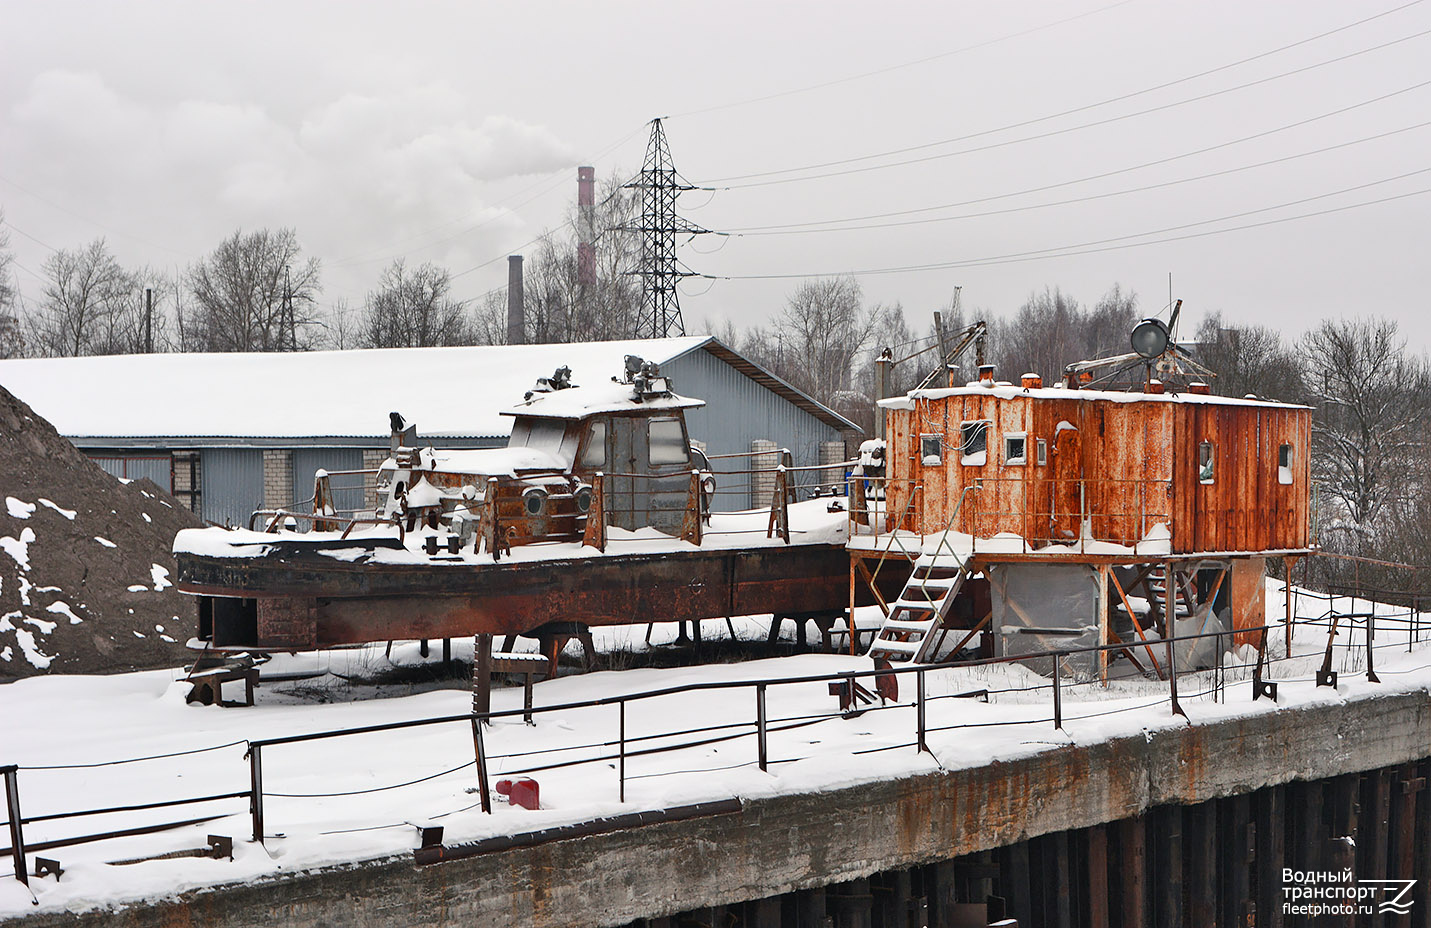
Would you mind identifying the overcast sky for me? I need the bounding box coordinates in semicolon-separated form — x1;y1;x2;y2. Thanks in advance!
2;0;1428;357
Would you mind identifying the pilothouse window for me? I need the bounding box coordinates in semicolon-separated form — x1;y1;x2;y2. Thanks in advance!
579;419;607;468
648;417;689;467
1278;443;1294;485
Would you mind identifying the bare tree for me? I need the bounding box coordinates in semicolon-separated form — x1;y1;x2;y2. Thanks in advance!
26;239;142;357
1195;312;1304;402
992;286;1084;381
186;228;321;351
471;172;642;346
1300;317;1430;540
744;277;880;406
0;212;20;359
358;260;471;348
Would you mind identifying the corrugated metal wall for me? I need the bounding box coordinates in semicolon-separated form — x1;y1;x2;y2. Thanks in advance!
666;348;848;510
292;449;365;515
200;449;264;528
89;454;173;492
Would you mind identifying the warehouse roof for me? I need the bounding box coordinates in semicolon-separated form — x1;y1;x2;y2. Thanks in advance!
0;337;859;444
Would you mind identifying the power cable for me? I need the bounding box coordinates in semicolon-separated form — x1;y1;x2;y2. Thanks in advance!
708;24;1431;190
699;172;1431;280
669;0;1144;120
725;108;1431;235
726;116;1431;237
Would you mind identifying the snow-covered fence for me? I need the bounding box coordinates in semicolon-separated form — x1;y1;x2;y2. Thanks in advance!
5;606;1428;887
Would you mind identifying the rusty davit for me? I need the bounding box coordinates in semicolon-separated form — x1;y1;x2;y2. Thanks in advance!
174;356;895;654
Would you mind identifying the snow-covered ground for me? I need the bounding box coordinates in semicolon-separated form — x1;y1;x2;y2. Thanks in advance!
1;582;1428;917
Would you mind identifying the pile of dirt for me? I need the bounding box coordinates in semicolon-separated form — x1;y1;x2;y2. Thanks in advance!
0;382;203;679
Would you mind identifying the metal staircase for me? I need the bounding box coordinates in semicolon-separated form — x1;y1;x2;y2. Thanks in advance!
1143;565;1191;631
867;554;968;665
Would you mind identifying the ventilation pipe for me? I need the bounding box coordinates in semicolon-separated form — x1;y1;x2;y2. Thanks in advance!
507;255;525;345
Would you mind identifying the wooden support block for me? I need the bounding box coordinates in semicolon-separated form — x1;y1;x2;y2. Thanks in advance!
1415;759;1431;928
796;887;827;928
1222;793;1253;928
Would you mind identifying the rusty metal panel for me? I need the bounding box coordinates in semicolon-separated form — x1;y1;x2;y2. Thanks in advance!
1230;557;1266;648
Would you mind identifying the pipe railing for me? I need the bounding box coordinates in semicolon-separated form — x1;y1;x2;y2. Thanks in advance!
6;609;1418;884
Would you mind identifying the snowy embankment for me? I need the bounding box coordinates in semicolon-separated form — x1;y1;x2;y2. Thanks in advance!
1;582;1428;917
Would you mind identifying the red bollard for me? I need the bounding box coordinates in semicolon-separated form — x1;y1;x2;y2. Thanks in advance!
494;777;540;810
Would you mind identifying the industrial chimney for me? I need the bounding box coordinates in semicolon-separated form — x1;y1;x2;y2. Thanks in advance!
577;166;596;289
507;255;525;345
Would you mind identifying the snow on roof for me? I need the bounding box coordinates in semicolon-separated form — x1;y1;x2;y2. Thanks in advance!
502;379;704;420
879;382;1310;410
0;338;713;441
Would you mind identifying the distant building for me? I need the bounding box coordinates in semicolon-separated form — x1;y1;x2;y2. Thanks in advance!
0;338;860;526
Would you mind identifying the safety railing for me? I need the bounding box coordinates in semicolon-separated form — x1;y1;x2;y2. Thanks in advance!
6;606;1422;887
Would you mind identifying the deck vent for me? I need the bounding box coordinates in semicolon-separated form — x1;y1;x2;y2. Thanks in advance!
1020;373;1041;390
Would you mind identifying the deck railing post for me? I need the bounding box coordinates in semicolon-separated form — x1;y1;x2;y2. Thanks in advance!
917;669;928;753
471;715;493;813
246;743;264;843
3;765;26;886
1367;611;1380;684
618;701;627;803
1052;657;1063;730
756;684;769;772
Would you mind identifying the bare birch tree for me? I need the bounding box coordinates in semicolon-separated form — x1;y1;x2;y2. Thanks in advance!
186;228;321;351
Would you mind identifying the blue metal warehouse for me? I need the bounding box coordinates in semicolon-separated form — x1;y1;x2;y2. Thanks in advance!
0;338;860;527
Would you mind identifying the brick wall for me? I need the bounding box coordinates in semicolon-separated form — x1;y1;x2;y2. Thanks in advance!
263;449;292;510
362;448;388;513
171;451;201;514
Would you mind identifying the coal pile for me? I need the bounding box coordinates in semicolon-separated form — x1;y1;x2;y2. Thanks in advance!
0;383;203;678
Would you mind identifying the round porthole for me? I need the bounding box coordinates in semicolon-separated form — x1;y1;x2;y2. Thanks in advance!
573;484;592;513
523;487;548;516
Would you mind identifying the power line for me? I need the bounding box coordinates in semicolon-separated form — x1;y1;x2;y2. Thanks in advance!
699;170;1431;280
706;20;1431;190
669;0;1145;120
726;115;1431;237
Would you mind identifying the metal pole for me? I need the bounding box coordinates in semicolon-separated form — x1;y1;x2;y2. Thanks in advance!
756;684;768;772
618;701;627;803
247;744;264;844
1366;611;1380;684
471;716;492;813
1052;656;1063;730
2;766;26;886
916;669;928;753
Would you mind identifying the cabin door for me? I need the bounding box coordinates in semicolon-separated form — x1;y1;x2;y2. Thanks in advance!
1050;424;1082;543
609;417;640;530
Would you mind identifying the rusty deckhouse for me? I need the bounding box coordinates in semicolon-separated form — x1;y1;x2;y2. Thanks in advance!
851;364;1312;677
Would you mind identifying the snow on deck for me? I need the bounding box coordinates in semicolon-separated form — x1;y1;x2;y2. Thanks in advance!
175;498;853;564
1;583;1427;917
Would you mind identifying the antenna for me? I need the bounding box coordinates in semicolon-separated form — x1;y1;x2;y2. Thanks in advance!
620;119;711;339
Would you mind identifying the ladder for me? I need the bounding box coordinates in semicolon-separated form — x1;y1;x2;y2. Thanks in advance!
867;553;968;665
1143;565;1191;631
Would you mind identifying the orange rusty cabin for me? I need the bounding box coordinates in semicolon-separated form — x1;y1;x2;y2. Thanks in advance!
878;374;1311;556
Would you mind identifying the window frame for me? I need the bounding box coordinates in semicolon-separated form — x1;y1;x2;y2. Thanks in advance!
646;416;690;469
1003;431;1028;466
1277;443;1294;485
1198;440;1216;485
960;420;990;466
1036;438;1048;466
919;433;944;467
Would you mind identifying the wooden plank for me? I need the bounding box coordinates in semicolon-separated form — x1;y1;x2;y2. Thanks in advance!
1088;824;1110;928
746;896;781;928
1393;764;1419;928
1121;816;1147;928
1221;793;1253;928
1155;805;1184;928
1415;760;1431;928
1255;784;1286;928
1054;831;1073;928
1187;802;1217;928
1002;841;1034;928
